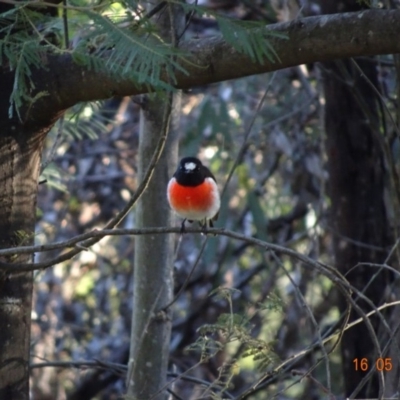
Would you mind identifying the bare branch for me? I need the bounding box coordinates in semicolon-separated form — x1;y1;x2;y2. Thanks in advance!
0;226;344;279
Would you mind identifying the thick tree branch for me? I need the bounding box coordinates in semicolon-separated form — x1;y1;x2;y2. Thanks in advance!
30;9;400;120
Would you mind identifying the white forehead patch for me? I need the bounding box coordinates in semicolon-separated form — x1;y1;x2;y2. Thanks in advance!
184;162;197;171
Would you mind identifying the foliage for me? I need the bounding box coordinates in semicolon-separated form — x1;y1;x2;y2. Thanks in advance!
0;8;57;118
188;288;279;369
0;0;284;120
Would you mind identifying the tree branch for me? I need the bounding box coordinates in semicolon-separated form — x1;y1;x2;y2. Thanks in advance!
0;226;342;279
30;9;400;119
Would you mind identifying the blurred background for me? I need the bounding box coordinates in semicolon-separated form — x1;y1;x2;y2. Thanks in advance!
29;0;400;399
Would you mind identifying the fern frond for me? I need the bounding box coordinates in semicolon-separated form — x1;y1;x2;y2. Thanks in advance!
242;338;278;370
73;10;188;90
180;2;286;63
9;39;43;118
217;18;282;64
0;7;65;117
184;335;224;360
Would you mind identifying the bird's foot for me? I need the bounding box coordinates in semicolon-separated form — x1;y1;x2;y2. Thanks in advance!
199;219;209;236
180;219;187;234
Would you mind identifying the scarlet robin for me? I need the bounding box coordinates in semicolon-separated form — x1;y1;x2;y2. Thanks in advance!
167;157;220;232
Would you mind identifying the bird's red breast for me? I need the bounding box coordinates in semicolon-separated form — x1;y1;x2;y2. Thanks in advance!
167;177;219;220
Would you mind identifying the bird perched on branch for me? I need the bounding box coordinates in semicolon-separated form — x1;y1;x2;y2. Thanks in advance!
167;157;220;232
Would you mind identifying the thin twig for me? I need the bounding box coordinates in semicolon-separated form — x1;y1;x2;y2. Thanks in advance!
30;359;233;395
272;252;333;395
291;370;336;400
161;236;209;311
221;72;276;198
0;226;342;275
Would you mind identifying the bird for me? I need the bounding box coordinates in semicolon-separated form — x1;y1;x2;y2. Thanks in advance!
167;157;220;232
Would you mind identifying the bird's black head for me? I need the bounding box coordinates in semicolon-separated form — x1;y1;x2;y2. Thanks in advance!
174;157;214;187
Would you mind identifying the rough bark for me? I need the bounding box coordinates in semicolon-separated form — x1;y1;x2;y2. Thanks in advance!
320;1;393;397
0;70;50;398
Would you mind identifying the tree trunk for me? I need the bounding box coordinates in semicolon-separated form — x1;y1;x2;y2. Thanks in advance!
324;55;391;398
0;76;47;398
127;93;181;399
126;2;184;399
320;2;393;397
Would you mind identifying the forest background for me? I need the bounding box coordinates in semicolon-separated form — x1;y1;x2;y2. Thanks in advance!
1;0;400;399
